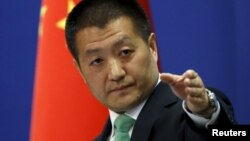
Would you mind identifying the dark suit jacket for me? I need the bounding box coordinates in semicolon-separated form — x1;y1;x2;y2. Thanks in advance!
95;82;236;141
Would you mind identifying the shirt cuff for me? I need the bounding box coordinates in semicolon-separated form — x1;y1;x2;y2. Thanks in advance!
182;92;221;128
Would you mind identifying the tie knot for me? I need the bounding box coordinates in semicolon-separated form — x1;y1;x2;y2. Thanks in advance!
114;114;135;132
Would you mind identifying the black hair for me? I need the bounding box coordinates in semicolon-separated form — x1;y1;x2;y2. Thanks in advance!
65;0;151;62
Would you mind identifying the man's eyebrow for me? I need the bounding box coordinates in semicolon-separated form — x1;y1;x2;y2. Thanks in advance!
112;36;133;49
85;47;101;56
84;36;133;56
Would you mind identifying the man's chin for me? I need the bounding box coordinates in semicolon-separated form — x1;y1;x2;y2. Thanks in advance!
108;104;132;113
108;99;142;113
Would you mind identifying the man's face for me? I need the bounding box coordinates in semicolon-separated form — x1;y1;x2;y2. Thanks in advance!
75;17;159;113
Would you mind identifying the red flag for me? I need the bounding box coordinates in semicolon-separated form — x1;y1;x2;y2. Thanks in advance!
30;0;108;140
30;0;151;141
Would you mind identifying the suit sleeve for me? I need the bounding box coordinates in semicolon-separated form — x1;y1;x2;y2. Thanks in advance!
207;87;237;125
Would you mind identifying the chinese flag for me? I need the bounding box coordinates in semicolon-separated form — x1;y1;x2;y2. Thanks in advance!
30;0;151;141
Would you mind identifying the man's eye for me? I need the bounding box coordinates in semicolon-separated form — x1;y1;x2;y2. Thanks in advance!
90;58;103;66
120;49;133;57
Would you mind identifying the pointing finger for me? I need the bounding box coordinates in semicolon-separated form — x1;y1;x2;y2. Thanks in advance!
160;73;184;85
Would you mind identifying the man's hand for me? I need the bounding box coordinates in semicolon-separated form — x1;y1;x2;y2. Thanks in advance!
160;69;211;114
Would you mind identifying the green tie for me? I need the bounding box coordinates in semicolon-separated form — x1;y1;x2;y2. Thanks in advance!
114;114;135;141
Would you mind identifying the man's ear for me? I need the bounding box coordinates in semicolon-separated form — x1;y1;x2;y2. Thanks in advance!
148;33;158;62
73;59;86;83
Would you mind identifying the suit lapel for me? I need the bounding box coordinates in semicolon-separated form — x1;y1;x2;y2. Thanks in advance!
131;82;178;141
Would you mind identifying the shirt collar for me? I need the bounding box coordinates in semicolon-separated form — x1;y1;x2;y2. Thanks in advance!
109;99;147;126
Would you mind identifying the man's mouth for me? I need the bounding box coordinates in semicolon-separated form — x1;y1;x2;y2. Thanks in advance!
110;84;134;94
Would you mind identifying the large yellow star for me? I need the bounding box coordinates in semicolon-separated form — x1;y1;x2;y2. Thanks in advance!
38;5;48;36
56;0;75;30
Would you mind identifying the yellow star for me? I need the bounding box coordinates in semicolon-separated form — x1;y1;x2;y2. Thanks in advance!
38;5;48;36
56;0;75;30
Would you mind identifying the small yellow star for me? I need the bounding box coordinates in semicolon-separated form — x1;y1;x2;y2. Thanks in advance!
56;0;75;30
38;5;48;36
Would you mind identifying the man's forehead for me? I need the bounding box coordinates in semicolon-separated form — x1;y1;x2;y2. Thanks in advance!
75;17;138;53
77;17;135;38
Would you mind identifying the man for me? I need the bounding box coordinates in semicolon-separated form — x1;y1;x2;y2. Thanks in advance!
65;0;236;140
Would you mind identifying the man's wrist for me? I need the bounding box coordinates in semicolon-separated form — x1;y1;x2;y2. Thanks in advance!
195;89;217;118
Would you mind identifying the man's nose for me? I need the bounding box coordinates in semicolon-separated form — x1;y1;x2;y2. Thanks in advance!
108;59;126;81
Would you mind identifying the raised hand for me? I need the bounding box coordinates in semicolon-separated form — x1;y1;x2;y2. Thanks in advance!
160;69;211;114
